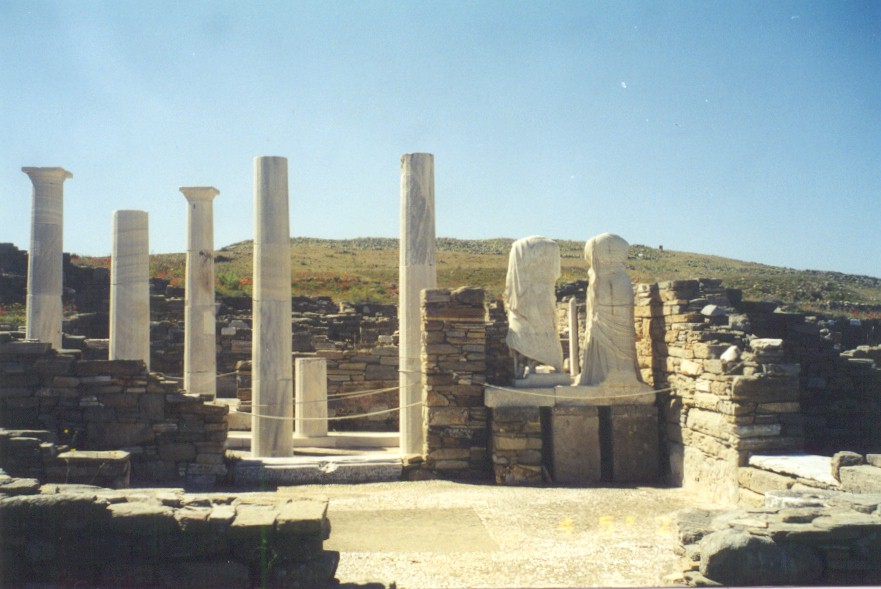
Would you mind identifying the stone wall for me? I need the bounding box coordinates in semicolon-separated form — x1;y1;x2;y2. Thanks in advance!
0;337;229;486
418;287;490;479
235;344;400;432
676;489;881;586
635;280;804;504
634;278;881;505
0;479;336;588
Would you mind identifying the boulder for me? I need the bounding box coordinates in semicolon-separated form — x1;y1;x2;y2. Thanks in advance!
699;528;823;586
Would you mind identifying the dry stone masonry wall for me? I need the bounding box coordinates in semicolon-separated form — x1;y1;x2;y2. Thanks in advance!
416;287;490;479
0;479;336;588
0;337;229;487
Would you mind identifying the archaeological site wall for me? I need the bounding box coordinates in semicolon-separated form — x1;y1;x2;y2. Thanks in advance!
0;337;229;487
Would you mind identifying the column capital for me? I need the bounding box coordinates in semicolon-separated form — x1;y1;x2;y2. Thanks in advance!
22;167;73;183
180;186;219;202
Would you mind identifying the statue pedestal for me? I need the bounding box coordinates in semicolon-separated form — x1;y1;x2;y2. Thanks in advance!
555;383;655;406
550;406;601;484
513;373;572;388
485;382;659;485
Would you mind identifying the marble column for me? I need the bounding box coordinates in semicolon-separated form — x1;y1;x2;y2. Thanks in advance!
399;153;436;455
180;187;219;397
568;296;580;376
251;156;294;457
109;210;150;368
295;357;328;439
22;167;72;349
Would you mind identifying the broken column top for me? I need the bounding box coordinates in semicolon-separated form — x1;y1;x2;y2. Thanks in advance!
22;167;73;180
179;186;219;201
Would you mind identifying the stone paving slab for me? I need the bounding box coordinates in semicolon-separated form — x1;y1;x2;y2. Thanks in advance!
285;480;710;588
749;454;839;487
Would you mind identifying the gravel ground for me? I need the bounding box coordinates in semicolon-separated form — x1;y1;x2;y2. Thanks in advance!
281;480;715;588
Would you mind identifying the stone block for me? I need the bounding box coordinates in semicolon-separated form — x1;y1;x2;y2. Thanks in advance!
275;499;329;537
737;466;794;494
832;451;865;482
75;360;146;377
551;406;600;484
839;465;881;493
610;404;659;483
699;528;823;586
731;375;799;402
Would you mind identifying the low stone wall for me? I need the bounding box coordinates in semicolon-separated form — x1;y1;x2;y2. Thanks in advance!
676;489;881;586
417;287;490;479
0;477;337;588
0;338;229;486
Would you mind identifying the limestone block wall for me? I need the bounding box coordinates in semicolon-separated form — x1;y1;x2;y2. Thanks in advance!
0;337;229;486
489;407;543;484
235;344;400;431
0;480;336;588
419;287;490;479
635;280;805;505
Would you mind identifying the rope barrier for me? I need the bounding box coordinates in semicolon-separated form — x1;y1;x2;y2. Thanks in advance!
239;400;422;422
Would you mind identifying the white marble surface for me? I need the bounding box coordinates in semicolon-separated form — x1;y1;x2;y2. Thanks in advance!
576;233;649;392
485;386;556;408
557;384;655;406
109;210;150;368
399;153;436;456
22;167;71;349
252;156;293;457
568;296;580;376
180;186;219;398
505;236;564;375
295;357;328;438
749;454;839;487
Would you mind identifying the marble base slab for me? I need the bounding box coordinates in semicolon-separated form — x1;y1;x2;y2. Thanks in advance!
485;386;556;408
555;384;655;406
513;373;572;388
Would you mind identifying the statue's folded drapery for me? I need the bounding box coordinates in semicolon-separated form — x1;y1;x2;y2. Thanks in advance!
577;233;644;387
504;235;564;372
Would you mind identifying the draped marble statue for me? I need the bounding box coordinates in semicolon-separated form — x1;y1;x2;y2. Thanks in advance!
576;232;650;394
505;236;565;378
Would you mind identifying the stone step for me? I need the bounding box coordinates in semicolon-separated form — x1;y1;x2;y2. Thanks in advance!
232;453;403;486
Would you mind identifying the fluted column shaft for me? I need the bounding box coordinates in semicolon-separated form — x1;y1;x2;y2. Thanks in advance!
252;156;294;457
181;187;219;397
110;210;150;368
22;167;72;349
399;153;436;455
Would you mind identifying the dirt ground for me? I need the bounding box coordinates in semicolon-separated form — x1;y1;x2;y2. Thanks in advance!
282;480;716;588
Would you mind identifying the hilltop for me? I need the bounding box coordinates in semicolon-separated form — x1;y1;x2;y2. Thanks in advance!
71;237;881;316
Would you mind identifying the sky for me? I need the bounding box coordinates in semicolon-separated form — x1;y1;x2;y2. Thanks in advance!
1;1;879;277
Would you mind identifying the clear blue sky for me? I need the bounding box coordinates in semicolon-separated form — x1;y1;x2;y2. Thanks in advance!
2;1;879;277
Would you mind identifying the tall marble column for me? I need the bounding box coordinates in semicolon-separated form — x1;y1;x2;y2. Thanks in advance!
252;156;294;457
22;167;72;349
295;357;328;439
109;210;150;368
568;296;580;376
399;153;436;455
180;186;219;397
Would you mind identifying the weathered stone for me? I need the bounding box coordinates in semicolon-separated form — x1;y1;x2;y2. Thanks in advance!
108;501;177;535
839;465;881;493
831;451;865;482
699;528;823;585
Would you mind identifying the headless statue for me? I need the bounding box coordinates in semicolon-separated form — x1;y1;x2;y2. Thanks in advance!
576;233;646;389
504;236;564;378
